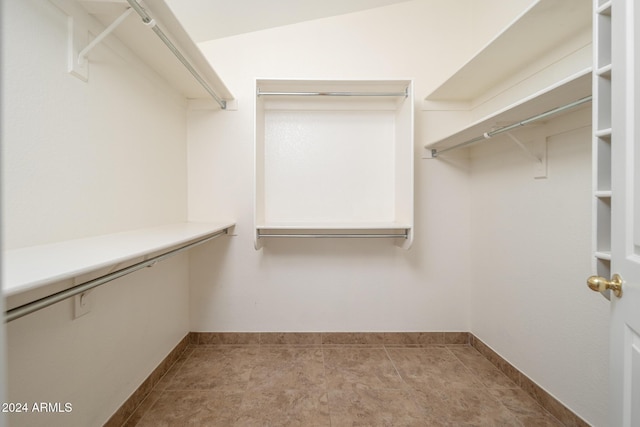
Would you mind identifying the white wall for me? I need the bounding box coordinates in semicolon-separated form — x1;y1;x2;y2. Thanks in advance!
2;0;188;250
468;108;609;426
5;255;190;427
187;0;477;332
1;0;191;425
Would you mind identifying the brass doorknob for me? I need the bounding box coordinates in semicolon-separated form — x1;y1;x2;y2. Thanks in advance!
587;274;623;298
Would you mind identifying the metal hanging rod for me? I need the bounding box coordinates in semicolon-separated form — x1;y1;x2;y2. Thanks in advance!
430;95;592;158
257;232;408;239
257;88;408;97
125;0;227;109
4;228;229;323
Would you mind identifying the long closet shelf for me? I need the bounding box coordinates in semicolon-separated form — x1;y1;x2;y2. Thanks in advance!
3;222;234;310
424;0;591;103
78;0;233;106
425;68;592;150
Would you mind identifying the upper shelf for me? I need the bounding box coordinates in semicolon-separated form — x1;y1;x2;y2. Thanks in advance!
3;222;234;310
78;0;234;107
425;68;592;150
424;0;591;105
422;0;592;149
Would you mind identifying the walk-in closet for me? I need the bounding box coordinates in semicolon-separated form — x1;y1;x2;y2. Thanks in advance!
2;0;639;426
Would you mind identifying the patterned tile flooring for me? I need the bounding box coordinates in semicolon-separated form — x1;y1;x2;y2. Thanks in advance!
124;343;563;426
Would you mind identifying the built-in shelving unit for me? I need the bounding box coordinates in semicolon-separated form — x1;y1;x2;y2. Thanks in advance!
254;79;414;250
3;222;235;313
592;0;613;296
69;0;234;108
423;0;592;152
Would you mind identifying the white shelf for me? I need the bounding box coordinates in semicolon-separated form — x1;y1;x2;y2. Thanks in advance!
595;191;612;198
3;222;234;309
77;0;233;106
256;222;411;230
422;0;591;149
596;1;612;16
595;251;612;261
425;68;592;150
424;0;591;103
592;0;613;275
596;64;612;78
254;79;414;249
595;128;612;138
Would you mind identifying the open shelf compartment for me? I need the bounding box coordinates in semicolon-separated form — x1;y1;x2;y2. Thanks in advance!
254;79;414;249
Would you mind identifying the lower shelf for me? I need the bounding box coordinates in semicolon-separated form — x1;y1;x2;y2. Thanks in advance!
4;221;235;311
255;224;413;250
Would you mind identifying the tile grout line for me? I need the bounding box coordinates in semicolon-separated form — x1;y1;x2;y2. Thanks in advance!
381;344;432;420
446;346;526;427
381;344;404;386
320;341;334;427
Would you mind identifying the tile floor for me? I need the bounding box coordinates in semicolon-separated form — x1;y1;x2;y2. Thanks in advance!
124;343;564;426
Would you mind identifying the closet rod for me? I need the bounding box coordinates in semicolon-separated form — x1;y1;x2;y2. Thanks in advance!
257;89;408;97
257;233;408;239
4;228;229;323
430;95;592;158
125;0;227;109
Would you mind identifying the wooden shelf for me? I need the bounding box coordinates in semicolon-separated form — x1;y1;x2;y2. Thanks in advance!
77;0;233;106
3;222;234;309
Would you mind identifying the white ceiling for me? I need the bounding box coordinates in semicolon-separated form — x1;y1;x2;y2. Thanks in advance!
164;0;415;42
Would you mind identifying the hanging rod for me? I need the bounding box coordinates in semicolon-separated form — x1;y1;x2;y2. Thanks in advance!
257;88;408;97
4;228;229;323
125;0;227;109
257;232;408;239
430;95;592;158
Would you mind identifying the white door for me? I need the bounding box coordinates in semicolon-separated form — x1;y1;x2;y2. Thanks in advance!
607;0;640;425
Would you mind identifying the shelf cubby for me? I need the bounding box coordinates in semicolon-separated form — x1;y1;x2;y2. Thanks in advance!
254;79;414;249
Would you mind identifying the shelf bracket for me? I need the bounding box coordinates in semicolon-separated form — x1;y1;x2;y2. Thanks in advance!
69;7;134;81
505;131;547;179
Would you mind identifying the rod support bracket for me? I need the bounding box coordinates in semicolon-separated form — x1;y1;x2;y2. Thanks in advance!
69;7;134;81
505;131;547;179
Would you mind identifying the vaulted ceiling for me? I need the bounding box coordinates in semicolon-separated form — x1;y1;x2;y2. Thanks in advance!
165;0;415;42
